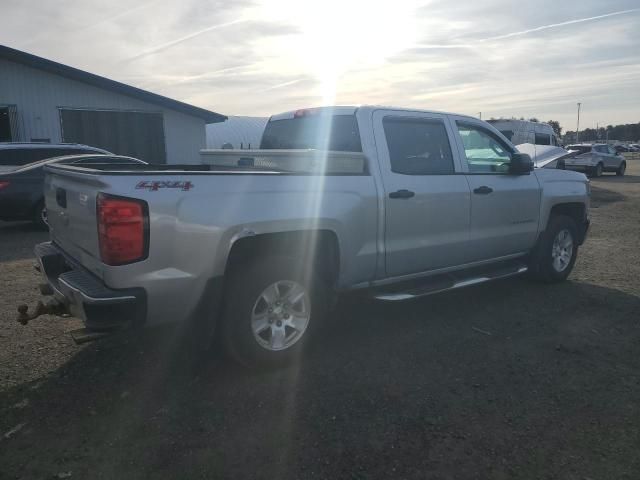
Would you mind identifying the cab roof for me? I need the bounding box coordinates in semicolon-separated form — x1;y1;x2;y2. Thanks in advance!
269;105;479;122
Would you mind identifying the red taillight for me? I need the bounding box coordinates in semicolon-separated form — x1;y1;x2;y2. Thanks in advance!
0;181;10;190
97;193;148;266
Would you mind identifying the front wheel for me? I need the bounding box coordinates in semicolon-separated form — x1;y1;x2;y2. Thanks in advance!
528;215;579;283
221;256;327;368
616;161;626;176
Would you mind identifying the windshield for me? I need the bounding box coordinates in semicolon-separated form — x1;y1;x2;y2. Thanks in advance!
260;114;362;152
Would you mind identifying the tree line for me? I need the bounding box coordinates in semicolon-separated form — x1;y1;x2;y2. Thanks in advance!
563;122;640;142
488;117;639;142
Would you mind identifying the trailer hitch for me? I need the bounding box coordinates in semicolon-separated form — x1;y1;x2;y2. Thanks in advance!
16;299;70;325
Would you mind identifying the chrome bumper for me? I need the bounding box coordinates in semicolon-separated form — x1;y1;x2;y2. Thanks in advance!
34;242;146;330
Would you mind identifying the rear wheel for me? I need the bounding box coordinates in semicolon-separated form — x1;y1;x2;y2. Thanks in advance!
221;256;327;368
528;215;578;283
616;161;626;176
32;200;48;230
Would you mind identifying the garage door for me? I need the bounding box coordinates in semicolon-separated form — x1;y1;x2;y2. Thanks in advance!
60;109;166;164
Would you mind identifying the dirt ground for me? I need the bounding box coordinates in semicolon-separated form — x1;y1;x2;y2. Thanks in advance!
1;164;639;480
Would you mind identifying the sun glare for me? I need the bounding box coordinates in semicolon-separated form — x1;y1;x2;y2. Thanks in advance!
256;0;420;104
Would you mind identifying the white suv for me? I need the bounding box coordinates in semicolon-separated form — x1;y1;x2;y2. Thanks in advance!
564;144;626;177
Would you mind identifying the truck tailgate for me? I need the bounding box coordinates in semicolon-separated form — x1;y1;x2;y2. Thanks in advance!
44;167;106;276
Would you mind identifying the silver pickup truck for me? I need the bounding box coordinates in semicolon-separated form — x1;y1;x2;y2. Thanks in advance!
28;106;590;367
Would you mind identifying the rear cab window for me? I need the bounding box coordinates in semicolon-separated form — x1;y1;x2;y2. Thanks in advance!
260;113;362;152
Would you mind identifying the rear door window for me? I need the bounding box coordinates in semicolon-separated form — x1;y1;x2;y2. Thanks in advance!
499;130;514;141
534;133;551;145
260;114;362;152
383;117;454;175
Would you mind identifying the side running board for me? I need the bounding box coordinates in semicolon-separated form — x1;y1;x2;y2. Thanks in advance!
373;261;528;301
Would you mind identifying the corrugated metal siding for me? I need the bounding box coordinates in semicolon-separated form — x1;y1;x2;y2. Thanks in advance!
0;58;205;163
206;116;268;149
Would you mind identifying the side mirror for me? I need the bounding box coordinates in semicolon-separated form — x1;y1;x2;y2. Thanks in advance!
510;152;534;174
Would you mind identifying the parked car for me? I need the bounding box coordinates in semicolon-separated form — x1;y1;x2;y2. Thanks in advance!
0;154;146;229
614;145;631;153
28;106;590;368
564;143;626;177
486;119;561;147
0;143;110;170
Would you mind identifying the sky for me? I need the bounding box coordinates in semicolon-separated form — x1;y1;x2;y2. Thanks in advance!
2;0;639;131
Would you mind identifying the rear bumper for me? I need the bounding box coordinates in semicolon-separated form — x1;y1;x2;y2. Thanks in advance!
35;242;146;331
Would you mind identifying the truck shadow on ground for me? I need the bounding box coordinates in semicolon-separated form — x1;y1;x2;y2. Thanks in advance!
2;278;640;479
591;171;640;185
589;184;626;207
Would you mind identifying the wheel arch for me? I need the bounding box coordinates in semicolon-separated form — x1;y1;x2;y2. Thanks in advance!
225;229;341;288
539;202;588;245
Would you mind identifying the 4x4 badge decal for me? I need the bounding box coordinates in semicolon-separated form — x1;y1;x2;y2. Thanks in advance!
136;180;194;191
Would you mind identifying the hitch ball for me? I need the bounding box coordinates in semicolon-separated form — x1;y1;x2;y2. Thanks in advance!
16;300;69;325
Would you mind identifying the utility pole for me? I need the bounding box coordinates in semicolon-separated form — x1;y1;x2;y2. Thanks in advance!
576;102;581;143
478;112;482;119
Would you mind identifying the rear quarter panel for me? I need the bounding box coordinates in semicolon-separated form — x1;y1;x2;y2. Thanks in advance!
74;173;378;326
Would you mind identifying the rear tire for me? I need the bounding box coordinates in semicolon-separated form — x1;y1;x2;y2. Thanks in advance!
590;162;603;178
32;200;48;230
616;161;626;176
528;215;578;283
221;255;327;368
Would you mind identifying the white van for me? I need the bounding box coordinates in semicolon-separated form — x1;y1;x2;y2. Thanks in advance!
487;119;561;147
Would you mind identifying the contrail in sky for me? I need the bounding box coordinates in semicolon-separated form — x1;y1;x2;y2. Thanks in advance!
20;1;160;48
414;8;640;49
263;79;304;91
126;18;248;62
480;8;640;41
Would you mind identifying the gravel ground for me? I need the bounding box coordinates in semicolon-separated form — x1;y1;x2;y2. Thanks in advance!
1;164;639;479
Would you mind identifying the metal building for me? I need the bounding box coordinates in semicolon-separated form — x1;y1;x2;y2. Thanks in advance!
0;45;226;163
206;116;268;150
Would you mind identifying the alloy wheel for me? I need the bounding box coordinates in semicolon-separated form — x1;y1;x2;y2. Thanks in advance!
251;280;311;351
